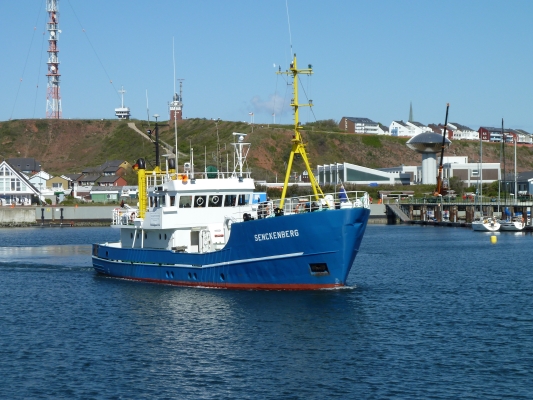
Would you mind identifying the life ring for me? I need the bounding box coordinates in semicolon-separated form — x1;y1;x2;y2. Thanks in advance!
196;197;204;206
211;196;219;205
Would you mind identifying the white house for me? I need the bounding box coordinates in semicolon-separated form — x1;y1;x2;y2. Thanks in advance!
514;129;533;144
389;120;410;136
448;123;478;141
389;120;430;137
0;160;42;206
28;171;52;194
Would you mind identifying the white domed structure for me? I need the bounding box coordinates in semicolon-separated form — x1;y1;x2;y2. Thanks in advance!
407;132;451;185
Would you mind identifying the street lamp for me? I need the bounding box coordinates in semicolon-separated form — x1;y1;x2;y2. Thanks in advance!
153;114;160;168
215;118;221;176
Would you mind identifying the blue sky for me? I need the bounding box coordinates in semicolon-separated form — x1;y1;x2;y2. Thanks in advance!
3;0;533;131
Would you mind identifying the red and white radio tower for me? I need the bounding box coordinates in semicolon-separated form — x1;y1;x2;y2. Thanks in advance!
46;0;62;119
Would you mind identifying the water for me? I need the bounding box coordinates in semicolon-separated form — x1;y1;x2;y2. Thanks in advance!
0;226;532;399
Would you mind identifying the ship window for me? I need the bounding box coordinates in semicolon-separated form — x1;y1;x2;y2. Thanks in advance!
160;195;166;207
194;195;206;208
179;195;192;208
224;195;236;207
170;195;176;206
209;195;222;207
238;194;249;205
149;196;154;207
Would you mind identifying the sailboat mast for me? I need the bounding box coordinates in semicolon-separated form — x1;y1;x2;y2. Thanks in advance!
514;134;517;201
502;119;506;204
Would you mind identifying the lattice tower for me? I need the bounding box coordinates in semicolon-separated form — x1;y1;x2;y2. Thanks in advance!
46;0;62;119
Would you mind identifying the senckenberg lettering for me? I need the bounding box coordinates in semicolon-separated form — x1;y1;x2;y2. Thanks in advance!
254;229;299;242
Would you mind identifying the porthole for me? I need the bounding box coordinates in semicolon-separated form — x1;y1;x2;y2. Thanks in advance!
165;271;169;278
170;271;174;278
130;232;133;239
188;272;192;279
164;234;167;240
159;234;162;240
144;233;147;239
193;273;197;280
220;273;225;281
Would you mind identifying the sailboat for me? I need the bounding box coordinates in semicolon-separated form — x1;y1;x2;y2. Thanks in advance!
471;127;500;232
500;132;525;231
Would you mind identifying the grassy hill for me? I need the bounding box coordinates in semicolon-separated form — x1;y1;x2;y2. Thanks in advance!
2;118;533;185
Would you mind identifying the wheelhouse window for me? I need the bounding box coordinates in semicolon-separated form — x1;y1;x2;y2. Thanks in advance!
224;194;236;207
170;195;176;207
209;195;222;207
194;195;206;208
179;195;192;208
238;194;250;206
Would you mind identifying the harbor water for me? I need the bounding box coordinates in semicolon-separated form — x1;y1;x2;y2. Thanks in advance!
0;226;532;399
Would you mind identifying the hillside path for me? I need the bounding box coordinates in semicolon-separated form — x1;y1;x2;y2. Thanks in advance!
127;122;187;157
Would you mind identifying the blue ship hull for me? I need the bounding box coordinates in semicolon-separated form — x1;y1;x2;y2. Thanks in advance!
92;207;370;290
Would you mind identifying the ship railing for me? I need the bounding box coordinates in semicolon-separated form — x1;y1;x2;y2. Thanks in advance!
112;206;139;226
275;190;371;215
145;170;252;187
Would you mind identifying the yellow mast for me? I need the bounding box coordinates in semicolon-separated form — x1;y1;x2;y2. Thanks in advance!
277;54;324;209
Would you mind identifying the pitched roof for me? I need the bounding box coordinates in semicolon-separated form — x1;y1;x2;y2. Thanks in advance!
392;120;408;127
450;122;473;131
79;174;101;183
97;175;123;183
64;173;83;181
344;117;378;124
6;157;41;172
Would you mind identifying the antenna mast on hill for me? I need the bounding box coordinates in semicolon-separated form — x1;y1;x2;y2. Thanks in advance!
46;0;62;119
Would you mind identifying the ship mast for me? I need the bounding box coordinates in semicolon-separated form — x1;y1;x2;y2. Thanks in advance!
276;54;323;208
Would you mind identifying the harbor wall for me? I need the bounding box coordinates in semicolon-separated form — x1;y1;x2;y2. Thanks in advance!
34;206;115;223
0;208;36;225
368;204;387;224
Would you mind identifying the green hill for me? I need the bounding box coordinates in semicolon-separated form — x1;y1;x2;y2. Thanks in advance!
2;118;533;185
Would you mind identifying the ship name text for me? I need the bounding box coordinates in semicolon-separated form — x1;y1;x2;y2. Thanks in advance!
254;229;299;242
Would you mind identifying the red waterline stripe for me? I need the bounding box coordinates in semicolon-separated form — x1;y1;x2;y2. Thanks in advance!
114;276;343;291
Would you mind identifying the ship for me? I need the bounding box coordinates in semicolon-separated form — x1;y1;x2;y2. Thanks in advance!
91;55;370;290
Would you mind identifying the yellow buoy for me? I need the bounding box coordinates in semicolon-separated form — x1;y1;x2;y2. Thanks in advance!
490;235;497;244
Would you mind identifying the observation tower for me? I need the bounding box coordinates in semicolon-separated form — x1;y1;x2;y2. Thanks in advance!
406;132;451;185
115;86;131;119
46;0;62;119
169;80;183;122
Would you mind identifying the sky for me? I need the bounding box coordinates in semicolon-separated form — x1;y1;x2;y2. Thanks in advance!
3;0;533;132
